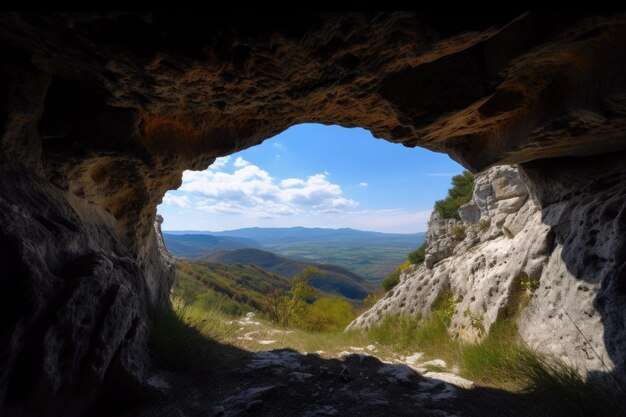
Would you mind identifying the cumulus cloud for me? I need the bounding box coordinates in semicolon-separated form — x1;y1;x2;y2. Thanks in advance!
209;156;231;170
162;194;191;209
233;157;251;168
273;142;283;149
178;160;357;218
359;182;368;187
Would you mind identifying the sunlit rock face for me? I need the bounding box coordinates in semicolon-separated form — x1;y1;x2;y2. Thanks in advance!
1;11;626;415
350;161;626;385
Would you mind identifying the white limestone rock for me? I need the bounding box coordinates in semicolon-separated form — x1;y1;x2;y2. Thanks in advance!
348;165;620;381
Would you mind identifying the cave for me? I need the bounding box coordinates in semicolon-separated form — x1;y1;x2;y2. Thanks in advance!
1;11;626;417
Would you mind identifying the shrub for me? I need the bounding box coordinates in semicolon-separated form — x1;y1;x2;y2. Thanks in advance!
381;270;400;292
302;296;356;332
434;170;475;219
398;259;412;272
450;225;466;241
363;292;382;308
408;242;428;265
478;219;490;232
266;267;317;326
464;309;485;334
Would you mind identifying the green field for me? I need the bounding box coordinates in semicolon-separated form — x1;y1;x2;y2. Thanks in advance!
263;242;414;282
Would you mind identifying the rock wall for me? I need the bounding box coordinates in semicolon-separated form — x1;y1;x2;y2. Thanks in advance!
349;163;626;383
1;11;626;415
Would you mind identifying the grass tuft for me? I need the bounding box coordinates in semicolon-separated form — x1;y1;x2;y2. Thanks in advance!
149;297;234;373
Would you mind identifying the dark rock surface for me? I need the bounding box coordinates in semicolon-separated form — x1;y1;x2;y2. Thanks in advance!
1;12;626;415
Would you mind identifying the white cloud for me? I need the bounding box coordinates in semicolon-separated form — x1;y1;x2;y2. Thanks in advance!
281;178;305;188
209;156;231;170
427;172;457;177
233;157;251;168
273;142;283;149
359;182;368;187
162;194;190;209
177;161;357;218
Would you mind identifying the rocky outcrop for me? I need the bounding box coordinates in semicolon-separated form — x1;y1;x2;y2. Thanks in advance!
349;164;626;383
0;165;153;416
1;11;626;414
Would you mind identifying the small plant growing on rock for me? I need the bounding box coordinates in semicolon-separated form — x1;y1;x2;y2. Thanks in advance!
363;292;383;308
442;295;461;326
464;309;485;334
398;259;412;272
408;242;428;265
479;219;490;232
450;225;466;241
521;275;540;294
381;270;401;292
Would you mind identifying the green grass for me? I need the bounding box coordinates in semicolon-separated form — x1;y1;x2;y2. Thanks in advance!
425;364;446;372
154;263;626;416
263;242;422;282
365;313;462;366
149;298;235;373
381;270;400;291
461;316;529;388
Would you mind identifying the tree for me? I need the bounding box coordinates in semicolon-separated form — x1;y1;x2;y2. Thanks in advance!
284;267;317;326
265;267;317;326
434;170;475;219
266;289;288;324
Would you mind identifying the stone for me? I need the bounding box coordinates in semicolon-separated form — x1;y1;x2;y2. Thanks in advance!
350;164;626;385
423;372;474;389
215;386;278;417
376;364;416;385
358;388;389;406
303;405;339;417
290;372;314;381
417;359;447;369
403;353;424;366
246;350;302;371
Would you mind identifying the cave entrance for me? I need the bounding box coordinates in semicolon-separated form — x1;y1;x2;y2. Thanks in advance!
152;122;468;372
158;122;463;284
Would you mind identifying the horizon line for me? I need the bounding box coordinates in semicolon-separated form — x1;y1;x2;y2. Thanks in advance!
162;226;426;235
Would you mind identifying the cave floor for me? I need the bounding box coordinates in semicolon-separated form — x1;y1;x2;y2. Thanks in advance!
102;314;532;417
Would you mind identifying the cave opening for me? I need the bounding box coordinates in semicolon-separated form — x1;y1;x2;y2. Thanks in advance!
156;121;464;317
3;11;626;417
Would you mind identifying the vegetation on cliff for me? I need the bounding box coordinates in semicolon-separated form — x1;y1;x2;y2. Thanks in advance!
434;170;475;220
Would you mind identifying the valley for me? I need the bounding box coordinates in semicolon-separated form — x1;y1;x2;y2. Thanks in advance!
164;227;425;281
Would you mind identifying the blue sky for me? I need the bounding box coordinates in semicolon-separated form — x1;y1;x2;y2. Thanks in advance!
158;124;464;233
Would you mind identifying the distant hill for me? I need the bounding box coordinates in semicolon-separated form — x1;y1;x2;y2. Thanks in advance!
175;260;291;315
205;227;423;247
198;248;376;300
163;233;259;257
163;227;425;281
